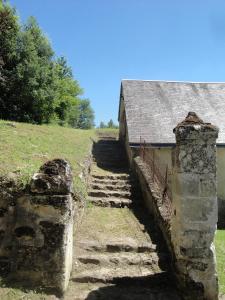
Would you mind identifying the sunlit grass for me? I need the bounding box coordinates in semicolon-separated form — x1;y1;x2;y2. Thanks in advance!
215;229;225;295
0;120;96;193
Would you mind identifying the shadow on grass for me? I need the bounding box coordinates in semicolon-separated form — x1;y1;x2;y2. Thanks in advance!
0;277;62;299
84;273;181;300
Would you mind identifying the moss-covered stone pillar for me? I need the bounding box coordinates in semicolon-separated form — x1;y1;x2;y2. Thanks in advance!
12;159;73;294
172;112;218;300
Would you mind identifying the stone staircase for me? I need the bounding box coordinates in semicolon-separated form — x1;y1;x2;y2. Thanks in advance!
65;136;181;299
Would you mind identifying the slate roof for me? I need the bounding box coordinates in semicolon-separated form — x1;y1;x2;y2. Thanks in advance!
120;80;225;145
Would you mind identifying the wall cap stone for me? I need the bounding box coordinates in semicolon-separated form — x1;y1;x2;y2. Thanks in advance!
173;112;219;142
30;159;73;195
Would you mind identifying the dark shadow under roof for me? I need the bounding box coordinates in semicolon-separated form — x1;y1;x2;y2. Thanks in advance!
121;80;225;144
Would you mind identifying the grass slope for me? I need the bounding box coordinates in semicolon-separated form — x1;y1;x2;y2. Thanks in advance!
0;120;96;192
215;230;225;295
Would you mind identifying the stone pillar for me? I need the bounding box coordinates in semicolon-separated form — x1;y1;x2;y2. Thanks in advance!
12;159;73;294
171;112;218;300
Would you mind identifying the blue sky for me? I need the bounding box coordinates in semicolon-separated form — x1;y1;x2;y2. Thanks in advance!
9;0;225;126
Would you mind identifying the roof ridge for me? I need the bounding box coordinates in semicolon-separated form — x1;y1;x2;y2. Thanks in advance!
121;79;225;84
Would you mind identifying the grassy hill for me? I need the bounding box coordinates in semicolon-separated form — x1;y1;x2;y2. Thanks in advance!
0;120;98;194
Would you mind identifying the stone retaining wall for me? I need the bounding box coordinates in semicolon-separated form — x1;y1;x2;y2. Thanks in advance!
0;159;74;294
133;157;172;248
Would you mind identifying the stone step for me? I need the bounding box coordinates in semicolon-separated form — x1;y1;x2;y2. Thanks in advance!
96;140;119;144
93;151;125;157
65;282;181;300
93;155;124;159
95;162;128;169
93;143;122;148
91;183;131;191
92;150;126;155
93;159;127;165
75;252;167;269
88;196;132;207
88;189;131;198
76;239;157;254
71;265;161;283
92;174;130;180
92;178;133;185
93;149;124;155
93;155;127;161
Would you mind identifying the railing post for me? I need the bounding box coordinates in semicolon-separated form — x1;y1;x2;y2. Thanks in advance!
171;112;218;300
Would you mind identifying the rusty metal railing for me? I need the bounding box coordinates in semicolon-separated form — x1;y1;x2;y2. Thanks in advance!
139;137;172;215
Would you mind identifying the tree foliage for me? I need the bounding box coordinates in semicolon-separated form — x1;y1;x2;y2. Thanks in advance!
0;3;94;128
98;119;118;129
76;99;95;129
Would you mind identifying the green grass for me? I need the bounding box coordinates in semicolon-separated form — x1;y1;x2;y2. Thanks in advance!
95;127;118;138
0;120;96;193
0;284;47;300
215;230;225;295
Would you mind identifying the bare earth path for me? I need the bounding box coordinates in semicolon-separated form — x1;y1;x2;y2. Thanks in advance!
65;136;181;299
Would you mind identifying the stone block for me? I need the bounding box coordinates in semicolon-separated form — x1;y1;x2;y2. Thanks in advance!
173;173;200;197
30;159;73;195
11;193;73;291
175;144;216;174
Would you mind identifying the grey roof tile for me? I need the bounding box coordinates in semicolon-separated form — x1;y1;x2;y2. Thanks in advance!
121;80;225;144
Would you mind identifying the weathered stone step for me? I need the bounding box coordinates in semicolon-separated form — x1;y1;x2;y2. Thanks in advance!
88;189;131;198
93;151;125;157
75;252;166;268
95;162;128;169
94;152;127;161
71;265;160;283
77;240;157;253
92;174;130;180
96;140;119;144
88;196;132;207
91;183;131;191
92;178;133;185
93;156;127;163
93;158;127;164
93;149;124;155
93;143;122;148
92;150;126;155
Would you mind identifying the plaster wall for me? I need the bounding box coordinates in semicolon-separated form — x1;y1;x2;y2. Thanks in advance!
139;146;225;227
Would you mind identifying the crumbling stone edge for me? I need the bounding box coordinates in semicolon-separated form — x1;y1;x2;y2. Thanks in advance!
0;148;93;296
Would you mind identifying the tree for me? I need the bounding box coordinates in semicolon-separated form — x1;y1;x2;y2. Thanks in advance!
99;121;106;128
107;119;114;128
12;17;56;123
0;2;19;118
0;15;56;123
76;99;95;129
54;56;83;126
107;119;118;128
